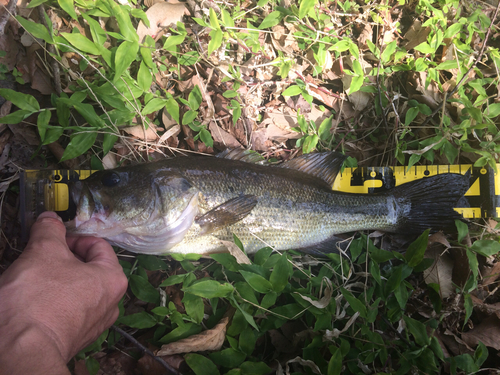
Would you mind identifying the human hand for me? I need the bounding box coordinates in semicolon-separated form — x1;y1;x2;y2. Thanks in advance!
0;212;128;375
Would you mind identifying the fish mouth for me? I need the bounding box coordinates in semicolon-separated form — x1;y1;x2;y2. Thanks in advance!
65;181;98;232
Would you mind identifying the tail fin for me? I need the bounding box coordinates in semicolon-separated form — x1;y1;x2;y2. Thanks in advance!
391;172;470;233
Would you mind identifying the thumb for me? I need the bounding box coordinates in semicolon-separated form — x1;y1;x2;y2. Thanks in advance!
25;212;69;257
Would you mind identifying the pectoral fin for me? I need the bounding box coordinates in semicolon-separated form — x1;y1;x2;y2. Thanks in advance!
196;195;258;235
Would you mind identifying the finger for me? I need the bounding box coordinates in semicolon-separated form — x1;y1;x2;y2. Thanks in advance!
25;212;69;256
67;236;120;267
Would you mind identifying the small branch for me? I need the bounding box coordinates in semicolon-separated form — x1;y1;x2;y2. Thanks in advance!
37;5;62;95
0;0;17;36
110;325;183;375
420;0;500;128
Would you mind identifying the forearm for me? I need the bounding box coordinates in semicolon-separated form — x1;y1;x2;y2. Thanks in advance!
0;324;70;375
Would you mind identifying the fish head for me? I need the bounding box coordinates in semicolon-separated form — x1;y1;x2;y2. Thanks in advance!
66;167;199;253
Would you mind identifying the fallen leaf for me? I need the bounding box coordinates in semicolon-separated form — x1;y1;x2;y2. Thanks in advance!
462;315;500;350
403;19;430;51
220;240;251;264
209;121;242;149
156;314;231;355
483;261;500;286
285;357;322;375
122;124;161;141
423;245;454;299
296;277;332;308
136;2;186;43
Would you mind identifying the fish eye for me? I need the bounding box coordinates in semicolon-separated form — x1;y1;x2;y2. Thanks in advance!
101;171;121;187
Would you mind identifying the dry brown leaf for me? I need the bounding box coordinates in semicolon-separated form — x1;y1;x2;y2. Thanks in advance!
483;261;500;286
357;23;373;49
462;315;500;350
429;232;451;248
136;2;186;43
423;245;454;299
221;240;251;264
209;121;241;149
156;316;230;355
122;124;161;141
403;19;431;51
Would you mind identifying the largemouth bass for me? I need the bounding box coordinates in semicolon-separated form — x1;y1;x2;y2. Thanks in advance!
66;151;469;255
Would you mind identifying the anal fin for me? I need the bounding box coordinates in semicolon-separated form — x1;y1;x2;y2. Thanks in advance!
196;195;258;235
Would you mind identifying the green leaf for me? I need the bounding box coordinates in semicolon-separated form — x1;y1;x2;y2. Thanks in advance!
142;98;167;115
73;102;106;128
348;74;363;94
0;88;39;112
282;85;302;97
302;134;318;154
231;100;241;125
436;60;459;70
200;128;213;148
103;0;138;42
165;97;180;124
60;132;97;161
209;7;221;29
240;361;271;375
183;110;198;125
16;16;53;44
27;0;49;7
209;348;246;368
160;274;188;287
85;356;99;375
221;9;234;28
37;109;51;142
58;0;78;20
129;274;160;304
455;220;468;242
137;255;169;271
239;326;257;355
444;22;464;39
259;11;281;29
178;51;199;66
183;280;234;298
102;132;118;155
269;253;291;293
403;315;430;346
327;347;343;375
340;287;367;318
405;229;429;267
185;354;220;375
188;85;203;111
414;42;435;54
118;312;157;329
0;110;33;124
61;33;101;55
380;40;397;63
485;103;500;118
114;41;139;82
453;354;479;373
137;61;152;92
208;29;223;56
183;293;204;324
299;0;317;19
470;240;500;257
240;270;273;293
464;293;473;326
223;90;238;99
160;323;202;344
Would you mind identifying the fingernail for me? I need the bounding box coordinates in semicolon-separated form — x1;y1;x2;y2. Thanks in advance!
38;211;63;223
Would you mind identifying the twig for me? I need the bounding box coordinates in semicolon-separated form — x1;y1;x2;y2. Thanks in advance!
37;5;62;95
110;325;182;375
0;0;16;36
420;0;500;128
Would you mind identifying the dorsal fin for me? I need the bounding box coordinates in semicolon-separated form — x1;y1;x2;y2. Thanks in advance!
278;152;347;187
217;148;267;164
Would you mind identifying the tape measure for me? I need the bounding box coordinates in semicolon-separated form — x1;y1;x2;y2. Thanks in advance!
20;165;500;239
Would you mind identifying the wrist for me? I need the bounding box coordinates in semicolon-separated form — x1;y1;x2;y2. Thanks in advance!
0;323;70;375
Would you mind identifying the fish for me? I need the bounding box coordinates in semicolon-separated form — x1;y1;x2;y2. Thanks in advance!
65;150;470;255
